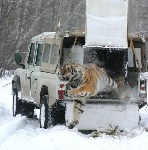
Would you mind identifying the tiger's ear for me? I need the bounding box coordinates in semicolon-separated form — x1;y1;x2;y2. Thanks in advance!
74;65;84;72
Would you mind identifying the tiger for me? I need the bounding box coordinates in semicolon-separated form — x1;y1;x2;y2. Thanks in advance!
58;63;117;102
58;63;118;128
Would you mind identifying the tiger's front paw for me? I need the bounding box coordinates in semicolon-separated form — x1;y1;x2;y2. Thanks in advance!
67;90;77;98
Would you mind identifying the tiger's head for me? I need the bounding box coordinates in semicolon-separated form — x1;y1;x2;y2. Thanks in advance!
58;64;85;82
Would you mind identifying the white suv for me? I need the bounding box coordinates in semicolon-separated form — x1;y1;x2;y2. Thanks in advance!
12;31;85;128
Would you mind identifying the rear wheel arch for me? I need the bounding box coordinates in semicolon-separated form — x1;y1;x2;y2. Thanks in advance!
40;85;48;102
39;85;65;128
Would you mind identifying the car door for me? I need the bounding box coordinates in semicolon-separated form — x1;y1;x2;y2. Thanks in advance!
30;43;44;103
21;43;36;101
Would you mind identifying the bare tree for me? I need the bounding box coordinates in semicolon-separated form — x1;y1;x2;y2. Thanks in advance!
0;0;85;71
0;0;18;33
0;0;19;71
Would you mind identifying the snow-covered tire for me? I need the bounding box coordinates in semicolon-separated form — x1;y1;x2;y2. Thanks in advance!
13;87;34;118
48;107;53;127
40;95;53;129
13;88;19;116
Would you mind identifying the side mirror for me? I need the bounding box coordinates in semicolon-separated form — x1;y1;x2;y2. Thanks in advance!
15;52;22;64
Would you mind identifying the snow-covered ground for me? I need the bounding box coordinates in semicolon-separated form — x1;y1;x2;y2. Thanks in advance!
1;77;148;150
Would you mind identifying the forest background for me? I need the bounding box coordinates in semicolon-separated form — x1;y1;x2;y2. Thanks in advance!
0;0;148;72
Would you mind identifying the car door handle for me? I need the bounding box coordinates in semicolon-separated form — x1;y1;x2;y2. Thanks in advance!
25;73;31;80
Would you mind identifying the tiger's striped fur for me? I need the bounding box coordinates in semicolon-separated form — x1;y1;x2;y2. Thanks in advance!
58;64;117;100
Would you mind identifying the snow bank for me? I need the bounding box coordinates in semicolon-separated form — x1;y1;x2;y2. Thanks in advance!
0;124;148;150
1;77;148;150
0;76;13;110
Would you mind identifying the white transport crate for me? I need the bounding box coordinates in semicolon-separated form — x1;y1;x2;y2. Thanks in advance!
65;100;139;131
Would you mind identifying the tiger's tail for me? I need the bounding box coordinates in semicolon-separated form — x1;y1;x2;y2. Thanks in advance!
108;77;117;90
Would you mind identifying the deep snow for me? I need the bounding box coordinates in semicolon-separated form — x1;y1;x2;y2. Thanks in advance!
1;77;148;150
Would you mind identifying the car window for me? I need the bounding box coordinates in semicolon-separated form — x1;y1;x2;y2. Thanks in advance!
36;44;43;66
62;45;83;65
50;44;59;64
42;44;51;63
28;43;36;65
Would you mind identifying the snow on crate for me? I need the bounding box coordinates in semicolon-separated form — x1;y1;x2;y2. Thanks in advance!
86;0;128;48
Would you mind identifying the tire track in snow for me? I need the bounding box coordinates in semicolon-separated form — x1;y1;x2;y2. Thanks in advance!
0;115;27;144
0;78;28;145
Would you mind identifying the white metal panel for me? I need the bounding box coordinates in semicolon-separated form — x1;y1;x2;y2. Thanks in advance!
86;0;128;48
65;102;139;131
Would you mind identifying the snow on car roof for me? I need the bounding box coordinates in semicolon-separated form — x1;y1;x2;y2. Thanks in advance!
31;32;56;42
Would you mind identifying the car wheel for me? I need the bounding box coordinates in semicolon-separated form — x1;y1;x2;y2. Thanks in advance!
40;95;51;129
13;88;19;116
